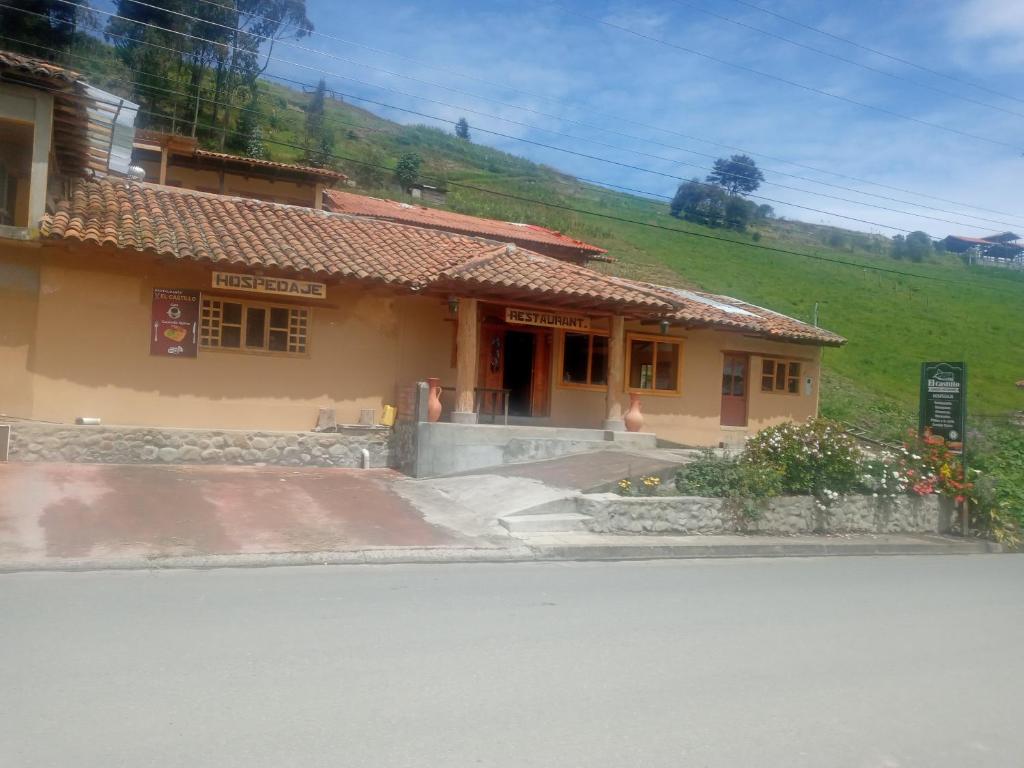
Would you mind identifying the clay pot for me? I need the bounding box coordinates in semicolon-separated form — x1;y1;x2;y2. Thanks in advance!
426;377;442;423
624;393;644;433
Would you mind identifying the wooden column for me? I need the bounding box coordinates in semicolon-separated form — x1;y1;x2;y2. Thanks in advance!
314;182;325;210
604;315;626;430
452;297;479;424
158;147;169;185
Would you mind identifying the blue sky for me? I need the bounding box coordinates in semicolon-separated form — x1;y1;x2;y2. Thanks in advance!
112;0;1024;237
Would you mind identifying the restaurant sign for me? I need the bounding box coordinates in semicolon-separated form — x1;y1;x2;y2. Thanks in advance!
211;271;326;299
918;361;967;453
505;307;591;331
151;288;199;357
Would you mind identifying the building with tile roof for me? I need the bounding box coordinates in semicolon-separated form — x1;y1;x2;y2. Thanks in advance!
324;189;609;263
1;49;844;458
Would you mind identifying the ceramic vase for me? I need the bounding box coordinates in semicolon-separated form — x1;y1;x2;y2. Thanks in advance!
426;377;442;423
624;393;644;433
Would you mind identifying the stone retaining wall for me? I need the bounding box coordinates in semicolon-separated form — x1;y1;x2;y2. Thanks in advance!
5;422;392;468
580;493;952;535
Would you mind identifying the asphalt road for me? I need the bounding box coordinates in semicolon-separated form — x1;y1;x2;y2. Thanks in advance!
3;556;1023;768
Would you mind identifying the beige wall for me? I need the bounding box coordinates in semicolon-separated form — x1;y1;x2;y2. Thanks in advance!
4;245;456;430
0;245;41;417
1;246;821;443
546;320;822;446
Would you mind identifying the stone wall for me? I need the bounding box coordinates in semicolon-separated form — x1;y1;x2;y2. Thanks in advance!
581;493;952;535
5;422;392;468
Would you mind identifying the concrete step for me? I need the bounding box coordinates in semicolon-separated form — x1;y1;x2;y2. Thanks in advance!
499;512;593;533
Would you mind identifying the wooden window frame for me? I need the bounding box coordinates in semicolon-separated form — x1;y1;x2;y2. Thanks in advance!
760;357;802;395
625;332;683;396
200;296;311;357
557;330;610;392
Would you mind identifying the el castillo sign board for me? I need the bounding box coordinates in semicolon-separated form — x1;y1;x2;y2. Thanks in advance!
212;271;326;299
919;361;967;453
505;307;590;330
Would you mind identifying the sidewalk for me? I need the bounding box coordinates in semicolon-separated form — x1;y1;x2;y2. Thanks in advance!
0;461;1003;573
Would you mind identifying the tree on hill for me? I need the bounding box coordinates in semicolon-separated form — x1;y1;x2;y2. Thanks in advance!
0;1;83;58
670;180;727;228
892;231;933;262
303;79;334;167
455;117;471;141
395;152;423;191
706;154;764;197
228;93;267;159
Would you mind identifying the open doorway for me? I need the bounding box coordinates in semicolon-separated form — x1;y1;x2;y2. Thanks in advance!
503;330;535;416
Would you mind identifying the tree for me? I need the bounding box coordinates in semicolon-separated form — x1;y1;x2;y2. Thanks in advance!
892;231;933;262
670;180;727;228
395;152;422;191
724;196;756;232
303;79;333;168
455;117;470;141
706;154;764;197
0;1;84;58
349;146;388;189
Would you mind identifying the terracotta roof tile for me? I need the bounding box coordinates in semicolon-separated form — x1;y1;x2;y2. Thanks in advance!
644;284;845;346
41;177;844;344
324;189;608;259
0;50;82;84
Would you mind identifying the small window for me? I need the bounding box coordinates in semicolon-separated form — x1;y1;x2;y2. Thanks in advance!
560;332;608;388
627;334;681;394
201;297;309;355
761;358;802;394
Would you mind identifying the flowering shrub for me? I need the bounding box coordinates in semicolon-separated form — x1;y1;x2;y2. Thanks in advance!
894;429;972;503
742;419;863;497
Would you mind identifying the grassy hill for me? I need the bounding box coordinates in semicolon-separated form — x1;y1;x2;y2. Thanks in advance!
62;52;1024;439
243;81;1024;440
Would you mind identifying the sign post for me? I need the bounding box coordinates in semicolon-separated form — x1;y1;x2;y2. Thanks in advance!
150;288;200;357
919;361;968;535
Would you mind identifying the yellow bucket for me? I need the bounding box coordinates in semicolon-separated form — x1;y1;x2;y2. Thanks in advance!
380;404;397;426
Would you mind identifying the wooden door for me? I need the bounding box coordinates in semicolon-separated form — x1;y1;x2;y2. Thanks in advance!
477;325;505;418
720;354;749;427
530;331;553;417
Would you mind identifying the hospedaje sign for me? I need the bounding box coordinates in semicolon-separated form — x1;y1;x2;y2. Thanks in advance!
919;361;967;454
211;271;327;299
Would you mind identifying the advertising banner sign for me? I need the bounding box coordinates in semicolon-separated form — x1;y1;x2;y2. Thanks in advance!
151;288;200;357
918;361;967;453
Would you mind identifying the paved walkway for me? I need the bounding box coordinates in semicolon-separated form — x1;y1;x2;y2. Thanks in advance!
0;463;464;566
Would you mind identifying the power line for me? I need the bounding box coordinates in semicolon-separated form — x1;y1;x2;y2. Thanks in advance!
726;0;1024;108
24;2;1024;235
552;2;1023;152
12;62;1024;300
88;0;1024;221
667;0;1024;121
65;0;1024;227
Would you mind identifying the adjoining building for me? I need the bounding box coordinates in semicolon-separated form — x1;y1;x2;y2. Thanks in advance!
0;51;845;471
941;231;1023;262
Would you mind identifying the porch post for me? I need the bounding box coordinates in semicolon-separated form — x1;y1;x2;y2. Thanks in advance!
604;314;626;431
452;297;479;424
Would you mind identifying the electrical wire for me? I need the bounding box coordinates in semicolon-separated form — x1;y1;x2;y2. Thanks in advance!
551;2;1022;152
726;0;1024;108
71;0;1024;218
16;2;1024;234
666;0;1024;120
74;0;1024;220
10;64;1024;299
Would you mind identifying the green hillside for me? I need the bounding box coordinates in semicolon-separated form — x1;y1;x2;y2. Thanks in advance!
243;81;1024;439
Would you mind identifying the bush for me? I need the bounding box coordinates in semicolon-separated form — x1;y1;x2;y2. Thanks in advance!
742;418;863;496
676;450;782;499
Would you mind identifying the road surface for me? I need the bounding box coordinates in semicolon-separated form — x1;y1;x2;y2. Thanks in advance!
3;555;1023;767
